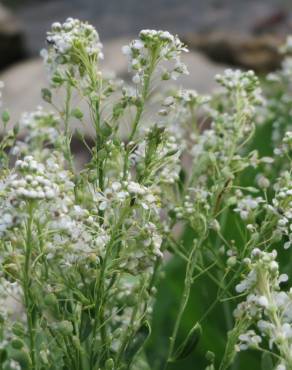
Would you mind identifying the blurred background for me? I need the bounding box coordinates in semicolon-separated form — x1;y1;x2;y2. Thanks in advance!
1;0;292;121
1;1;292;369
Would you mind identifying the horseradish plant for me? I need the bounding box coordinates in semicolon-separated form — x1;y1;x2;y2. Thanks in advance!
0;18;292;370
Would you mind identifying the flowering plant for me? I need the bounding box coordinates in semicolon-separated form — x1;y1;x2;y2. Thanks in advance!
1;18;292;370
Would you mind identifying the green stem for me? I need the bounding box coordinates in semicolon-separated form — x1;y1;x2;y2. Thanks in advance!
123;50;158;180
23;201;36;370
115;282;146;369
164;239;201;368
90;206;131;367
64;83;74;173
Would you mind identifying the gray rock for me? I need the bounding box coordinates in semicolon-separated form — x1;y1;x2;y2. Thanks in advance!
13;0;292;57
0;4;25;70
184;32;284;73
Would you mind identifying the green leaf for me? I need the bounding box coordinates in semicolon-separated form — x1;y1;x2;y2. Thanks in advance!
105;358;115;370
124;321;151;362
53;320;73;336
171;323;202;362
43;293;60;319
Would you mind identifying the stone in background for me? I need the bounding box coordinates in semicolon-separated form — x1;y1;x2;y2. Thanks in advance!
0;4;25;70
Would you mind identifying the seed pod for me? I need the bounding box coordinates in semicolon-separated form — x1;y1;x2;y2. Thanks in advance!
41;88;52;103
11;338;25;350
11;323;25;337
10;349;31;370
54;320;74;336
44;293;58;307
71;108;83;119
171;323;202;361
124;321;151;362
105;359;115;370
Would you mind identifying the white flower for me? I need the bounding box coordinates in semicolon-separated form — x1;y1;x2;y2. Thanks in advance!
234;196;264;220
258;296;269;308
238;330;262;350
276;364;286;370
127;181;146;195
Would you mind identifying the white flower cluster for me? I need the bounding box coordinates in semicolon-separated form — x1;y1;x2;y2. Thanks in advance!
234;248;292;369
7;360;21;370
11;107;60;157
215;69;264;117
0;210;14;237
180;71;264;202
267;171;292;249
158;89;210;154
46;18;103;57
234;195;264;221
46;206;109;264
122;29;188;85
215;69;262;101
280;35;292;54
238;330;262;350
5;18;292;369
265;38;292;152
1;154;110;266
41;18;103;86
119;221;163;275
283;131;292;147
88;177;163;276
174;187;211;233
0;279;23;362
0;278;22;323
268;36;292;88
174;89;210;108
94;179;159;213
37;160;109;264
275;130;292;156
12;156;59;200
126;180;158;208
0;156;68;240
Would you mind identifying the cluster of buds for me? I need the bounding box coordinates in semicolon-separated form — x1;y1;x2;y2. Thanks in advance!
122;29;188;86
41;18;103;87
234;248;292;369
